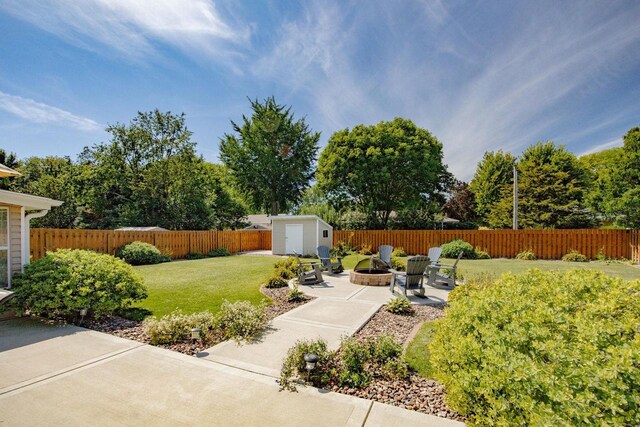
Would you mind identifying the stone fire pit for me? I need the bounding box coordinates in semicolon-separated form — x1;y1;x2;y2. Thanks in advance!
349;257;392;286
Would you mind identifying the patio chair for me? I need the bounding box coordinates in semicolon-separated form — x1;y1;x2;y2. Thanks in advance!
427;247;443;267
316;245;344;274
425;252;463;288
378;245;394;268
293;252;324;285
390;255;431;298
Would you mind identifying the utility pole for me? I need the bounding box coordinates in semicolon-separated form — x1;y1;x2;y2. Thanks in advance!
513;165;518;230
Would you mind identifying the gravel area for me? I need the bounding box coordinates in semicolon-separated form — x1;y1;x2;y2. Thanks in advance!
87;286;313;356
330;303;464;422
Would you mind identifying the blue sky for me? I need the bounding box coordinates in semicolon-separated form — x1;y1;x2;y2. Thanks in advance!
1;0;639;180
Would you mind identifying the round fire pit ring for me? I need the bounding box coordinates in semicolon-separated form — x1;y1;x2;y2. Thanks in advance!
349;268;392;286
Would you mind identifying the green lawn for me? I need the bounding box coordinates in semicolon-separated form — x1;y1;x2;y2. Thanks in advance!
404;321;436;378
131;255;278;318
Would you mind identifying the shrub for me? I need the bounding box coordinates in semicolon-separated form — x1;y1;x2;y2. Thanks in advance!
390;256;406;272
274;257;298;279
430;269;640;426
288;283;306;302
371;334;403;362
338;337;372;387
185;252;206;260
279;338;335;391
515;248;536;260
385;297;415;315
391;247;407;257
265;275;289;288
441;239;476;259
358;244;373;255
331;240;353;257
474;246;490;259
562;249;589;262
207;248;230;257
143;310;217;345
13;249;147;319
116;241;170;265
215;300;266;343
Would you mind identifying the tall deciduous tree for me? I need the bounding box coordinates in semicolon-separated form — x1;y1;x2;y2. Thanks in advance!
316;118;448;229
611;126;640;228
219;97;320;215
469;151;516;226
443;180;477;222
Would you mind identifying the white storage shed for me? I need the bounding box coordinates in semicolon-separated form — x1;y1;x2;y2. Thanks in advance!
271;215;333;256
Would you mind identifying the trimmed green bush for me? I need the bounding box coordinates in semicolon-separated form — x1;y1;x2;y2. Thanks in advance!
441;239;476;259
185;252;206;260
274;257;298;279
391;247;407;257
515;248;537;260
265;275;289;289
143;310;217;345
116;241;170;265
207;248;230;257
13;249;147;319
390;256;406;272
385;297;415;315
279;338;335;391
562;249;589;262
430;269;640;426
215;300;266;343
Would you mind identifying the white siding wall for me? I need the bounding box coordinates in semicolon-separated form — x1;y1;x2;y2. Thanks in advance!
1;204;23;277
272;217;330;255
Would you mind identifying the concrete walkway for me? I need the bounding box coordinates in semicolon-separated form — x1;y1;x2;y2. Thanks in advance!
0;317;461;426
203;271;451;376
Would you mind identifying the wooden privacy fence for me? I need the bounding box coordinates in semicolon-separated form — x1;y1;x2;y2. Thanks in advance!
29;228;640;263
30;229;272;261
334;229;640;262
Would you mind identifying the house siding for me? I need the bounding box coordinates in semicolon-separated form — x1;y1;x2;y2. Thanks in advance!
0;204;22;278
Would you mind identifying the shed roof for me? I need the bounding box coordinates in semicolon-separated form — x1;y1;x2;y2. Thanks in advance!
0;189;63;210
269;215;332;229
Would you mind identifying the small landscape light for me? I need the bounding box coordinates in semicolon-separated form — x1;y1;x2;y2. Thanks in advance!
78;307;88;325
190;327;202;341
304;353;318;372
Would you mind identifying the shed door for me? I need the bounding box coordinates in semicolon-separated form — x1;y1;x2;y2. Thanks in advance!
285;224;304;255
0;208;8;288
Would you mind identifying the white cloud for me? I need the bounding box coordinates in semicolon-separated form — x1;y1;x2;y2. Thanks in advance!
0;0;249;65
0;91;102;131
578;138;623;157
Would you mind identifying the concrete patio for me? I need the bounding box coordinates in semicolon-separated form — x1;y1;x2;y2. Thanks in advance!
0;317;462;426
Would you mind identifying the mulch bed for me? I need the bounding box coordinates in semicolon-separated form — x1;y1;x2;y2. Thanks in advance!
330;304;465;422
86;286;313;356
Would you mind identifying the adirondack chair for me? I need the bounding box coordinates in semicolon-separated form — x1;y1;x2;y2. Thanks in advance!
425;252;463;287
377;245;394;268
390;255;431;298
293;252;324;285
427;247;443;267
316;245;344;274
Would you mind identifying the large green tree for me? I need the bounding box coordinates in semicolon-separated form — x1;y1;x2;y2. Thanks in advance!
611;126;640;228
7;156;80;228
80;110;244;229
469;151;516;226
219;97;320;215
491;142;593;229
316;118;448;229
579;147;624;224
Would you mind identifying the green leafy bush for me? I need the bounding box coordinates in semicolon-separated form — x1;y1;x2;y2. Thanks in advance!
562;249;589;262
441;239;476;259
215;300;266;343
331;240;354;257
274;257;298;279
143;310;217;345
279;338;335;391
430;269;640;426
265;275;289;289
13;249;147;319
339;337;373;387
390;256;406;272
474;246;491;259
288;283;306;302
385;297;415;315
116;241;170;265
515;248;537;260
391;247;407;257
207;248;230;257
185;252;206;260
